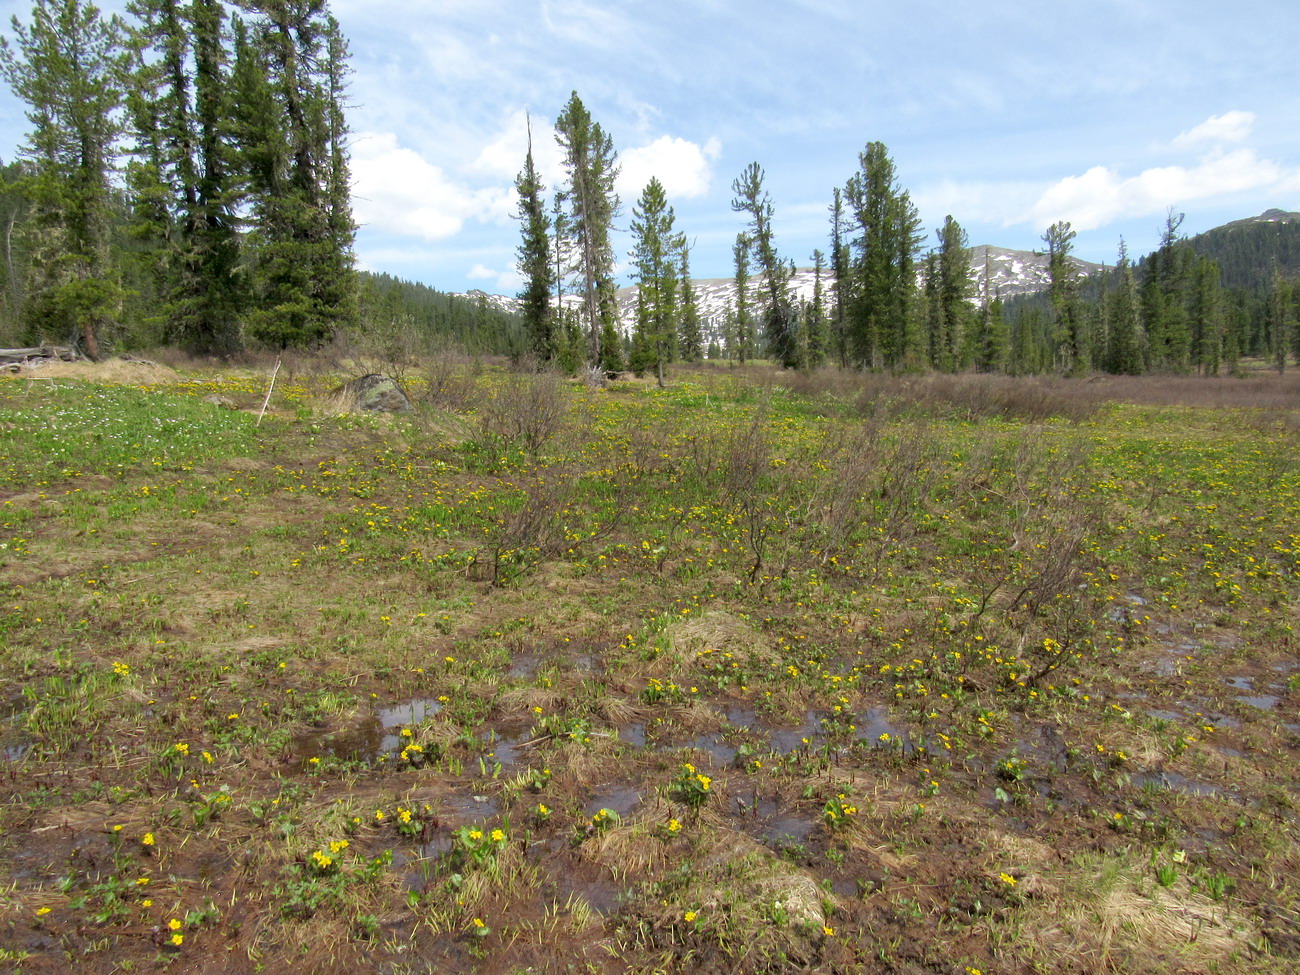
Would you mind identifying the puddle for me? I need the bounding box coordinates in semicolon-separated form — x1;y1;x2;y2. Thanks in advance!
585;785;640;818
435;792;499;819
687;732;737;765
1145;708;1185;723
2;740;32;761
769;711;822;752
1136;771;1222;797
507;654;540;679
762;813;818;844
294;697;443;763
554;871;624;915
1240;695;1280;711
619;723;646;747
1226;676;1252;691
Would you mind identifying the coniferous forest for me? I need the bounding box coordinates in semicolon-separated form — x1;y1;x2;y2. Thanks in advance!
0;0;1296;377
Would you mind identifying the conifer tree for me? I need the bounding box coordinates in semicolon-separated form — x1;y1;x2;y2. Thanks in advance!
126;0;243;354
1190;256;1222;375
514;116;553;362
628;176;678;385
805;248;827;367
731;232;753;364
731;161;797;367
844;142;922;369
827;188;850;367
676;239;702;362
1107;239;1144;375
935;214;972;371
234;1;356;349
554;90;619;369
1;0;128;358
1042;220;1087;374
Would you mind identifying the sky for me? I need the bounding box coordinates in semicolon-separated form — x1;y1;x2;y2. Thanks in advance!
1;0;1298;295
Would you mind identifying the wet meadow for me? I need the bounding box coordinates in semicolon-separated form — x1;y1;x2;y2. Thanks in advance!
1;359;1298;974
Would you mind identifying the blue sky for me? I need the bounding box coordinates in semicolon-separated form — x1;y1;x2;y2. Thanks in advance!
1;0;1298;294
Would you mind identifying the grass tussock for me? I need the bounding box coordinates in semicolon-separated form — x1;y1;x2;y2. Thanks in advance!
1;356;1298;973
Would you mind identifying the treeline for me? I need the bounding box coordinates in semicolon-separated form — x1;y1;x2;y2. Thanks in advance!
518;92;1299;379
0;0;359;357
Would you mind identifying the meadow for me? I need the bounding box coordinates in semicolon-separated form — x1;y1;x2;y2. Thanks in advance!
0;357;1297;974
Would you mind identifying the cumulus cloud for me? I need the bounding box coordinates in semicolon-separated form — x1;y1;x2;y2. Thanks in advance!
1020;147;1286;231
350;131;514;240
617;135;722;201
1172;110;1255;148
472;110;567;189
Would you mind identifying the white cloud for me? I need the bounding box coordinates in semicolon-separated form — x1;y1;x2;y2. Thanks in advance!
472;110;567;189
1172;110;1255;148
1020;147;1286;231
350;131;514;240
617;135;721;202
467;263;497;279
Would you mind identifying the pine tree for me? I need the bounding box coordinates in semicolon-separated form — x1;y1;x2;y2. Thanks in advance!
935;215;972;371
676;239;702;362
514;115;553;362
1190;256;1222;375
731;161;796;367
970;259;1008;372
554;91;619;369
843;142;922;369
125;0;243;354
731;232;753;364
1042;220;1087;374
628;176;678;385
1;0;129;358
1107;239;1144;375
827;187;850;367
234;1;356;349
805;248;827;367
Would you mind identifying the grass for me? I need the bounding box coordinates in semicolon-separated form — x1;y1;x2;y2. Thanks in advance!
0;358;1298;973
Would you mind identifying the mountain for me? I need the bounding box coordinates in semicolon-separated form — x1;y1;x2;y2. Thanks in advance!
457;248;1101;339
1181;209;1300;291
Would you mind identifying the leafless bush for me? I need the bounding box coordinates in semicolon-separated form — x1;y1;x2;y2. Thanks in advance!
419;345;479;412
468;472;620;587
476;368;569;454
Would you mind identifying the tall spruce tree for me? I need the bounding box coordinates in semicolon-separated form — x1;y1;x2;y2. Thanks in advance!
514;116;553;362
1107;239;1144;375
731;232;753;364
843;142;922;369
934;214;972;371
628;176;678;385
126;0;242;354
1190;255;1222;375
234;1;355;349
731;161;797;367
805;248;827;367
676;238;702;362
554;91;619;370
1042;220;1087;374
1;0;128;358
827;186;849;367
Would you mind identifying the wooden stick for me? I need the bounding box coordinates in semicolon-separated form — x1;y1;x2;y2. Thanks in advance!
256;358;281;428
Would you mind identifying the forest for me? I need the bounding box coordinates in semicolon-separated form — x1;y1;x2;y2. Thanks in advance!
0;0;1297;377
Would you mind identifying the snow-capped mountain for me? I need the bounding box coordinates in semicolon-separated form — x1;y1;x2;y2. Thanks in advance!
458;245;1104;336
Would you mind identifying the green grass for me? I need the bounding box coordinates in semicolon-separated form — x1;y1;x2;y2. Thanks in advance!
0;363;1297;974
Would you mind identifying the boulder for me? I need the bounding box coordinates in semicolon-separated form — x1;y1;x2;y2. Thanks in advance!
339;373;413;413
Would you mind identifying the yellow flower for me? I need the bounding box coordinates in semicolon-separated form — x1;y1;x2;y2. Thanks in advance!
490;829;505;842
170;933;183;946
36;906;51;916
684;910;698;922
142;832;155;846
822;925;835;936
999;872;1017;886
472;917;486;928
142;899;153;907
168;918;182;931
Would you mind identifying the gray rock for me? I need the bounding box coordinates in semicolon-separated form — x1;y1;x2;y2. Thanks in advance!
339;374;413;413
